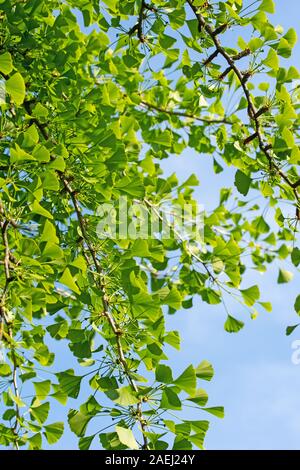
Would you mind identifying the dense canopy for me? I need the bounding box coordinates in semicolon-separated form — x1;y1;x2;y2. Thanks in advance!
0;0;299;450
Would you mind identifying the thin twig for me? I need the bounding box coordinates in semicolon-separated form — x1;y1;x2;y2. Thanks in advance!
140;100;233;125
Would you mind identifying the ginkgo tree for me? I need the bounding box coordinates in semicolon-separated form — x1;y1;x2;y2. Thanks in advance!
0;0;299;450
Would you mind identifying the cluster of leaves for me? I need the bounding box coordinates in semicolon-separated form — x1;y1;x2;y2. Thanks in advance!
0;0;299;450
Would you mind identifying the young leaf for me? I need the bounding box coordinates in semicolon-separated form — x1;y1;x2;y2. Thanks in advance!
6;73;25;105
155;364;174;384
234;170;251;196
43;422;64;444
174;365;196;394
30;402;50;424
240;285;260;307
56;371;83;399
224;315;244;333
59;268;81;295
277;269;294;284
286;324;299;336
115;426;139;450
291;248;300;267
68;409;92;437
196;361;214;381
161;388;182;410
0;52;13;75
294;295;300;315
202;406;225;418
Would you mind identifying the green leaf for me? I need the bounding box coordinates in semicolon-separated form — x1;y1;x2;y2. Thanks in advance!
161;387;182;410
283;28;297;48
172;435;192;450
68;409;92;437
28;433;42;450
0;364;11;377
264;48;279;71
6;73;26;105
48;156;66;172
174;365;196;394
187;388;208;406
196;360;214;381
30;402;50;424
234;170;251;196
155;364;173;384
294;295;300;314
164;331;181;350
33;380;51;401
162;288;182;310
31;200;53;219
23;124;39;147
115;177;145;198
106;386;139;406
277;269;294;284
56;370;82;398
33;144;50;162
41;220;59;243
224;315;244;333
151;130;172;147
259;301;272;312
240;285;260;306
10;144;35;163
51;388;68;406
286;324;299;336
115;426;139;450
59;268;81;295
9;389;26;408
189;433;205;449
278;38;292;58
259;0;275;13
202;406;224;418
291;247;300;267
0;52;13;75
33;102;49;118
44;422;64;444
79;435;95;450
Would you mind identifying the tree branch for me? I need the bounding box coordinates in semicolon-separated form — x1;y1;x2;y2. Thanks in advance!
128;1;157;42
0;218;20;449
140;100;233;125
186;0;300;203
61;178;149;449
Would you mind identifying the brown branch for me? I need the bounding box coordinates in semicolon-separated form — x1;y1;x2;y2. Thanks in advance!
218;65;233;81
0;219;20;449
140;100;233;125
186;0;300;203
232;48;251;61
128;1;150;43
137;0;146;43
203;49;219;66
255;106;270;119
212;23;227;36
143;2;158;13
243;132;258;146
61;179;149;449
292;179;300;188
23;101;49;141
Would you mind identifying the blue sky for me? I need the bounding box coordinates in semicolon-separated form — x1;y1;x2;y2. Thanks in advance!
3;1;299;450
